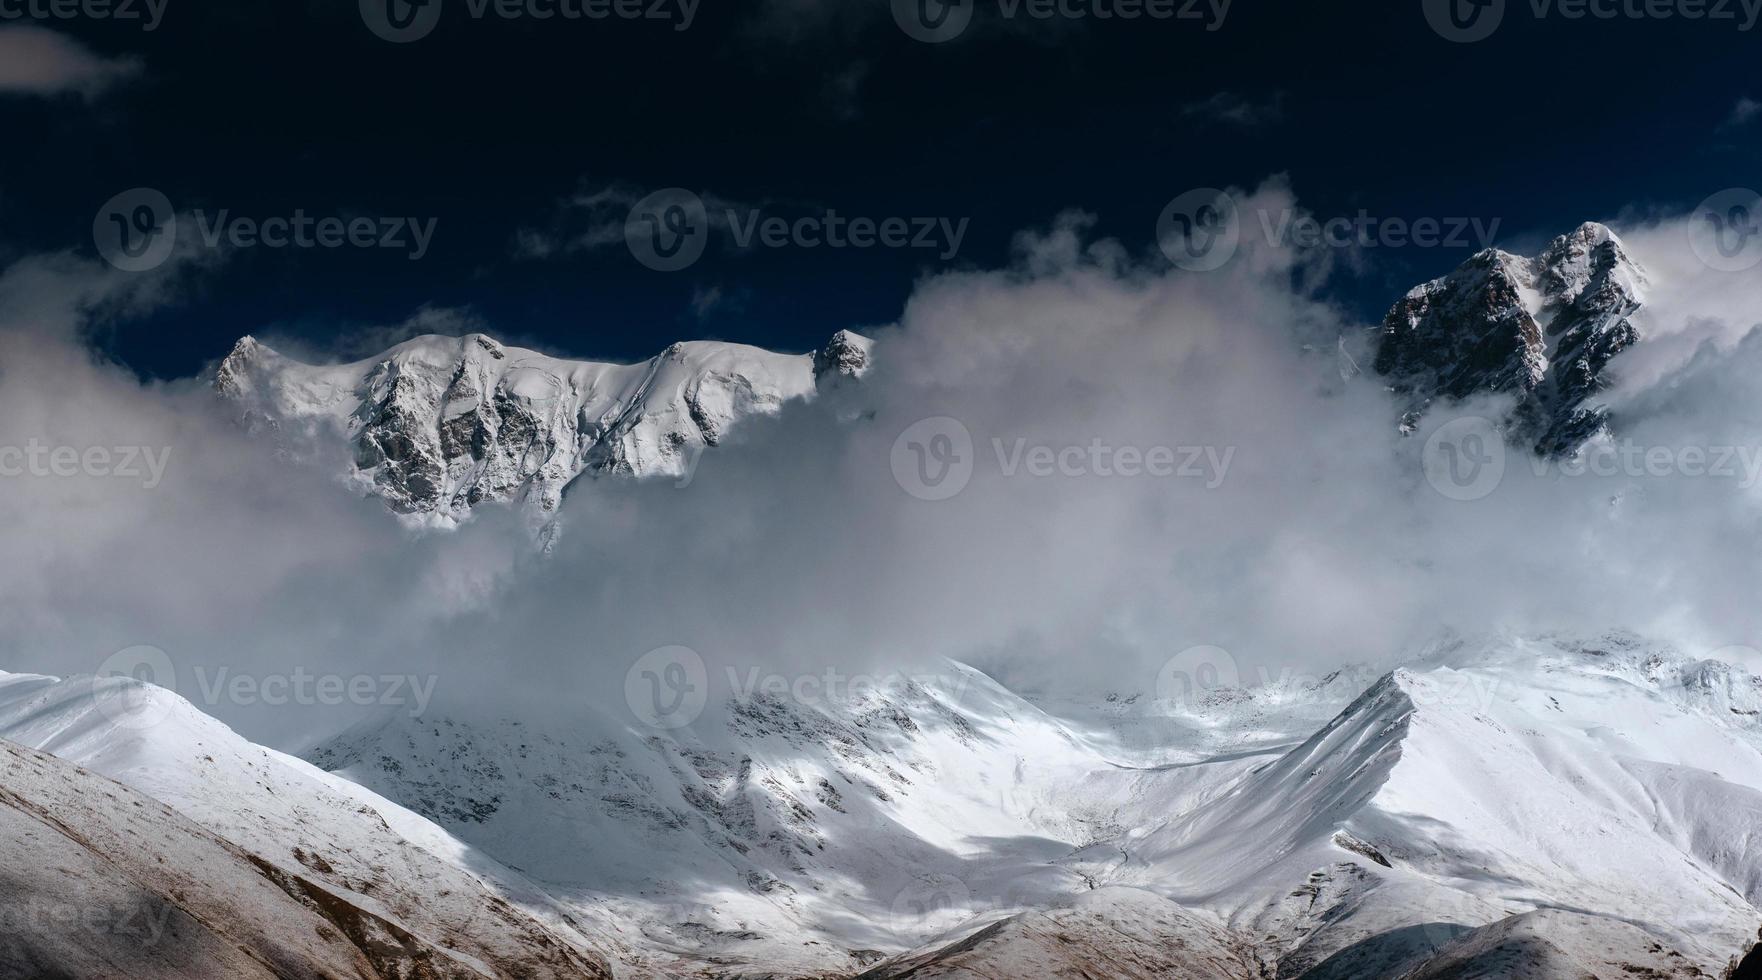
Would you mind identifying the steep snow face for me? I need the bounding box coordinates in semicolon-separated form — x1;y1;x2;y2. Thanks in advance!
307;665;1122;978
1375;222;1647;454
0;737;398;980
1099;633;1762;978
215;329;871;525
0;672;613;980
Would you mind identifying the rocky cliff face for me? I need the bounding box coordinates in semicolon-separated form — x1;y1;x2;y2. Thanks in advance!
1374;222;1646;455
216;330;871;525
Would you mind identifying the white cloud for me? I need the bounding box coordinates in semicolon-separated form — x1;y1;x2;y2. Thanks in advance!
5;184;1762;747
0;26;140;98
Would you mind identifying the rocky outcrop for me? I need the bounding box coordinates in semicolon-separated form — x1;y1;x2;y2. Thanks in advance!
813;329;874;385
1375;222;1646;455
216;329;871;524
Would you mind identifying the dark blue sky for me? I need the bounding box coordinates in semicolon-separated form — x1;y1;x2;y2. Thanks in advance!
3;0;1757;378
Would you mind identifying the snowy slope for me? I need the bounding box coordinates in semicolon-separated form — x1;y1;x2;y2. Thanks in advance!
0;671;614;980
4;633;1755;979
309;665;1116;978
305;632;1762;978
1088;633;1762;978
0;737;397;980
214;329;872;525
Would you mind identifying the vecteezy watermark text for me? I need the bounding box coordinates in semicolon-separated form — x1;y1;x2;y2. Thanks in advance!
94;188;438;272
890;417;1234;501
725;665;973;710
190;667;438;715
1156;189;1502;272
0;0;166;30
90;646;438;730
1155;645;1508;713
890;0;1230;43
360;0;698;43
0;441;171;489
625;188;968;272
1422;416;1762;501
1423;0;1762;43
0;899;172;948
189;211;437;260
622;645;981;730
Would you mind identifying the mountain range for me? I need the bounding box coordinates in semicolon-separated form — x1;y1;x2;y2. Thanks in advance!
209;222;1651;534
5;632;1757;978
4;224;1760;979
215;329;872;526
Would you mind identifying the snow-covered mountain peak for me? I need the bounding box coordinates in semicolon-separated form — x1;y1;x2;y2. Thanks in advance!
814;328;875;381
1375;221;1648;453
1534;220;1648;311
215;328;872;525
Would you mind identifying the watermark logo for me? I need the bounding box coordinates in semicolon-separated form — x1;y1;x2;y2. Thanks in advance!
1423;415;1762;499
1158;190;1502;272
0;0;167;30
88;646;440;729
727;665;974;710
892;417;1236;501
1546;441;1762;486
94;188;176;273
95;189;439;268
1423;416;1506;501
1422;0;1505;41
891;0;974;41
891;417;975;502
189;667;437;716
887;874;973;940
1688;188;1762;272
360;0;443;41
993;438;1233;484
0;899;173;948
891;0;1231;41
0;440;172;488
1426;0;1762;41
625;645;709;729
90;645;178;731
1157;188;1239;272
360;0;697;41
624;188;970;272
1155;645;1241;709
188;210;438;260
625;188;710;272
1259;209;1501;253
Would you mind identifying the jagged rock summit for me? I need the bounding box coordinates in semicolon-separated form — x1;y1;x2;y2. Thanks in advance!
1374;221;1647;454
216;329;872;524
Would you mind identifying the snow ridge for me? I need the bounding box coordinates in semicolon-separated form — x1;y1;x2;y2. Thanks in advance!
0;671;614;979
215;329;871;525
